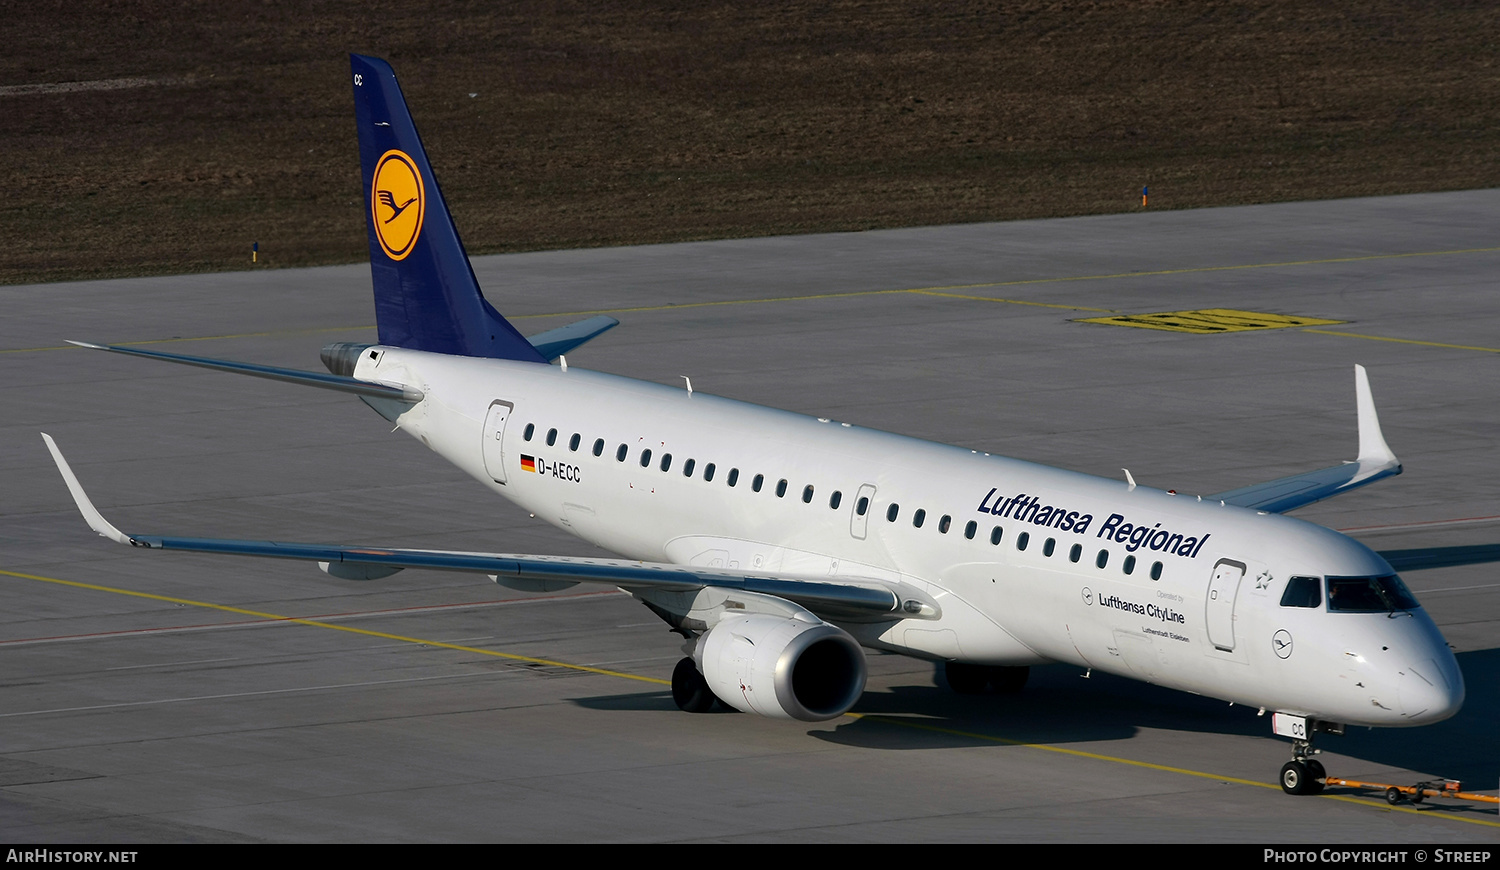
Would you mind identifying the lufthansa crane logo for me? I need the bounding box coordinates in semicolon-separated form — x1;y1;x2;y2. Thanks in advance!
371;149;425;260
1272;629;1293;659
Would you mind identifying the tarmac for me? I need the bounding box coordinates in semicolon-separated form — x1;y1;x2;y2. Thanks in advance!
1;190;1497;842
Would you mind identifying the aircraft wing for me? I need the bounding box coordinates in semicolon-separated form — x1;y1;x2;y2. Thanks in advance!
42;434;912;621
1207;365;1401;514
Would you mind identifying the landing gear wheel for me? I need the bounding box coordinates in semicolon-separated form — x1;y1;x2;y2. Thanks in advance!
671;657;717;713
1386;787;1403;805
1280;761;1313;795
987;665;1030;694
1305;759;1326;795
944;661;989;694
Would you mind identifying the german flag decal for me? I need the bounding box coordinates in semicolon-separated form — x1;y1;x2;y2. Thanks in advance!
520;455;536;473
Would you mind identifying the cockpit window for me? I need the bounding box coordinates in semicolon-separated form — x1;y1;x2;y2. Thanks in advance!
1280;576;1322;608
1326;575;1419;613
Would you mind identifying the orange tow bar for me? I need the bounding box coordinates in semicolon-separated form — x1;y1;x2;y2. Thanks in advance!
1325;776;1500;807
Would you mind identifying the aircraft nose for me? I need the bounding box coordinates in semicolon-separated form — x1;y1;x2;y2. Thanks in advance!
1397;656;1465;724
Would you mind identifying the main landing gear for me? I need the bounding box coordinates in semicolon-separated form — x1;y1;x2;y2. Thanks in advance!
944;662;1030;695
671;657;720;713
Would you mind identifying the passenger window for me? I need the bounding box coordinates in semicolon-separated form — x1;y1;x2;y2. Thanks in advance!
593;438;604;457
728;468;739;487
1280;576;1322;608
829;491;842;510
1096;550;1109;569
616;444;628;462
1070;543;1082;563
913;509;926;528
1043;537;1055;557
964;520;977;540
856;496;869;516
683;458;695;477
640;448;653;468
524;423;535;441
990;526;1002;545
704;463;716;482
776;479;788;498
1016;531;1030;551
802;484;814;503
1151;561;1163;581
753;474;764;492
938;515;951;534
1123;555;1136;575
569;433;581;452
887;504;900;522
660;453;673;472
546;428;558;446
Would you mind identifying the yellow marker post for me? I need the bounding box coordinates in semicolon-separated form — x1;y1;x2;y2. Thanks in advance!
252;242;259;264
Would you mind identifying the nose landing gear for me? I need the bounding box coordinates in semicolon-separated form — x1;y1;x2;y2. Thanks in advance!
1272;714;1343;795
1279;742;1326;796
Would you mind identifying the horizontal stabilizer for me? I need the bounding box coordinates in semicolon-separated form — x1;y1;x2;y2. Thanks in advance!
68;341;423;402
1209;365;1401;513
526;315;620;361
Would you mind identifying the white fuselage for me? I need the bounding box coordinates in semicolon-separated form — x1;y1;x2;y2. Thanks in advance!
357;347;1465;729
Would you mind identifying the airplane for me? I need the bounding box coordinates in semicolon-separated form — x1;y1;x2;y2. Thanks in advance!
42;54;1464;798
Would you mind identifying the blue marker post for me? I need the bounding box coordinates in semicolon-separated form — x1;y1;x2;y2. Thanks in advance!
252;241;259;264
1141;186;1148;208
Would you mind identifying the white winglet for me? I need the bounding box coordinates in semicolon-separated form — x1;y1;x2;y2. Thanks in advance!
1354;365;1398;465
40;433;134;545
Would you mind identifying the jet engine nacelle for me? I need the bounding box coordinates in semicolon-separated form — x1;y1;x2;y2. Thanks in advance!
695;613;867;721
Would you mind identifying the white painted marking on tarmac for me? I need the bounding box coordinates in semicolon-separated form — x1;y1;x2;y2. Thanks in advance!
106;657;237;671
0;590;627;647
1417;583;1500;595
0;672;501;718
1341;514;1500;534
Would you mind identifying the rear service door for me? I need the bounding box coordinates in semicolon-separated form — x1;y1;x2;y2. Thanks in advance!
482;401;514;484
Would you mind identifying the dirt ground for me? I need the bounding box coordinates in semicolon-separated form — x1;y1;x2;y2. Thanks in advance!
5;1;1498;284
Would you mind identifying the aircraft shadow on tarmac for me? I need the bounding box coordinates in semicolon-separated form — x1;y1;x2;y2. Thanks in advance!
571;649;1496;791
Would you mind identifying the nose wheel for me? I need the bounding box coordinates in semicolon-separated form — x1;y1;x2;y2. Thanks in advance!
1272;714;1340;795
1279;755;1326;796
1278;734;1327;795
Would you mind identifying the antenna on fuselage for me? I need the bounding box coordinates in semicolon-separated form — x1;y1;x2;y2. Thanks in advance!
1122;468;1136;491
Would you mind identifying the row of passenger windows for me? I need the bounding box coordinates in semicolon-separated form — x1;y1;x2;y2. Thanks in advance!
876;502;1163;579
520;422;1164;580
523;422;844;504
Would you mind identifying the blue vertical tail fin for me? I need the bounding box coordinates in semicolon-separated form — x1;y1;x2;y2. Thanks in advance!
350;54;547;363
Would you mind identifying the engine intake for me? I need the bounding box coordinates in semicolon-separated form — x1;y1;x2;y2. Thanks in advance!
695;614;866;721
